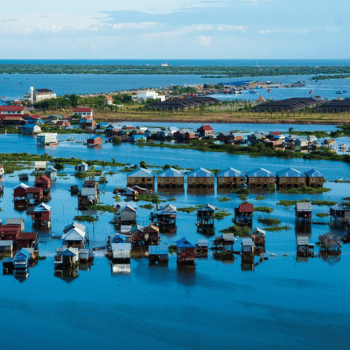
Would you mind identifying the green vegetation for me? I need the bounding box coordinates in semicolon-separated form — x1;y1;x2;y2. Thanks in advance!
256;195;265;200
140;204;154;210
254;207;274;213
265;226;291;232
74;215;98;222
311;200;337;206
311;74;350;81
177;206;197;214
87;204;114;213
289;130;329;138
112;136;122;145
169;244;177;254
54;162;65;170
258;217;281;226
214;210;231;220
218;197;232;202
316;213;330;217
282;186;331;194
98;176;108;184
220;224;251;237
277;200;308;207
137;193;165;203
4;64;350;78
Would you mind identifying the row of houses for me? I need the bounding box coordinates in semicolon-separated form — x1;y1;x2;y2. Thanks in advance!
126;167;324;190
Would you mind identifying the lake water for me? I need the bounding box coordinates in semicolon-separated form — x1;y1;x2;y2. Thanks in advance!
1;134;350;349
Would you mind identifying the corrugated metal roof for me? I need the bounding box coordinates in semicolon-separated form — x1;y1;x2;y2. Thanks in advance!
63;222;86;234
196;239;208;247
62;227;86;241
222;234;237;241
111;243;131;251
296;235;309;245
14;183;29;190
0;241;13;247
249;227;266;236
197;204;216;212
157;168;184;178
176;237;195;248
241;238;255;246
276;167;304;177
295;202;312;211
6;218;24;225
331;203;350;211
306;169;323;177
187;168;214;178
81;188;97;196
148;245;168;255
158;204;177;214
246;167;273;177
127;167;154;178
217;167;244;178
33;203;51;212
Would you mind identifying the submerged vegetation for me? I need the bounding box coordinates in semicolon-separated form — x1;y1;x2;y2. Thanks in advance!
258;218;281;226
254;207;274;214
282;186;331;194
214;210;231;220
87;204;114;213
74;215;98;222
265;225;291;232
220;224;251;237
177;206;197;214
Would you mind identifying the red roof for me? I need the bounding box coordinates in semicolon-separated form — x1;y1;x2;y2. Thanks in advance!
73;107;92;112
1;116;25;121
35;175;50;183
238;203;254;213
28;114;42;120
271;132;281;136
17;232;38;241
198;125;213;131
26;187;43;194
0;106;25;112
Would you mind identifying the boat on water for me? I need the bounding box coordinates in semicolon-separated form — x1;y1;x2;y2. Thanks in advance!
267;89;272;92
249;90;257;94
336;91;343;94
343;90;347;93
309;90;315;94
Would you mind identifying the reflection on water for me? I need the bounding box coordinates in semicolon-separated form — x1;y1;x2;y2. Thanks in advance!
54;267;79;283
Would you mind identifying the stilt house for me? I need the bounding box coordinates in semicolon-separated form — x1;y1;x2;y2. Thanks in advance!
217;168;245;189
276;167;306;189
127;168;155;190
157;168;184;189
187;168;215;189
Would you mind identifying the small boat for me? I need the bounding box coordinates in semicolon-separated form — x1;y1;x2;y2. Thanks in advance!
249;90;257;94
343;90;347;93
267;89;272;92
336;91;343;94
309;90;315;94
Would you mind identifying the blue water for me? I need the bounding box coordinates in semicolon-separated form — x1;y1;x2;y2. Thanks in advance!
1;134;350;348
1;59;350;66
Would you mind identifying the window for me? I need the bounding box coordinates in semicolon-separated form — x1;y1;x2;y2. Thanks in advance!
209;178;213;182
311;178;315;182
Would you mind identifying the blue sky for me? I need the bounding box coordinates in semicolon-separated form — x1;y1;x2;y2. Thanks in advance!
0;0;349;59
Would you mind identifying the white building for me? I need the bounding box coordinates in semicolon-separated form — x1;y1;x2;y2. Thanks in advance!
73;107;93;117
37;133;58;146
132;91;165;102
23;87;56;103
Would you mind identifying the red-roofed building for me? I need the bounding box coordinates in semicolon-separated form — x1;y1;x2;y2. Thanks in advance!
56;120;70;128
197;125;214;138
17;232;38;249
24;114;43;123
0;106;25;114
35;175;51;191
0;225;20;241
0;116;26;126
234;203;254;225
73;107;93;117
26;187;44;204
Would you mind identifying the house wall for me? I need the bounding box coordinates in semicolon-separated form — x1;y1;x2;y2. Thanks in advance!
127;177;154;189
188;177;214;188
306;176;324;188
217;176;245;188
277;176;306;188
158;177;184;188
247;177;275;188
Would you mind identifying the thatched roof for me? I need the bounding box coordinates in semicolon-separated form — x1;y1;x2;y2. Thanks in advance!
318;232;340;245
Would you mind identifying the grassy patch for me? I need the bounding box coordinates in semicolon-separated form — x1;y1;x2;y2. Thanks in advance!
137;193;165;203
311;200;337;206
214;210;231;220
218;197;232;202
220;224;251;237
169;244;177;254
316;212;330;217
87;204;114;213
140;204;154;210
282;186;331;194
265;225;291;232
258;217;281;226
254;207;273;213
256;195;265;200
74;215;98;222
178;206;197;214
277;200;308;207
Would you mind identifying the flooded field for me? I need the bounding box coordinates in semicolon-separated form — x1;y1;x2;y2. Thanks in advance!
1;134;350;349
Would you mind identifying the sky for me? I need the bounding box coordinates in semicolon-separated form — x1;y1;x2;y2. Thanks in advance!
0;0;349;59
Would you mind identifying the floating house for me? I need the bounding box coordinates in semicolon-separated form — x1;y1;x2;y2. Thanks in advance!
0;241;13;254
34;161;47;171
32;203;51;227
330;203;350;227
63;222;86;235
87;135;102;146
276;167;306;189
18;173;29;181
13;183;29;203
13;248;34;271
17;232;38;250
246;168;275;188
305;169;324;188
157;168;184;189
22;124;41;134
196;204;215;229
127;168;155;190
54;248;79;268
241;238;255;262
234;203;254;225
6;218;24;231
148;245;169;264
318;232;341;255
195;239;209;257
0;165;5;181
114;204;137;226
25;187;43;205
37;133;58;146
212;234;237;250
150;204;177;230
111;243;131;262
217;168;245;189
296;235;314;258
176;237;196;266
45;167;57;182
187;168;215;189
197;125;214;138
250;227;266;254
75;162;88;174
295;202;312;223
78;188;98;209
35;175;51;194
0;225;20;241
61;227;86;248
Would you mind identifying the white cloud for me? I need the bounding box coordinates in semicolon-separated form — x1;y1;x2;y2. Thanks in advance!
198;35;212;46
112;22;158;30
218;25;247;32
